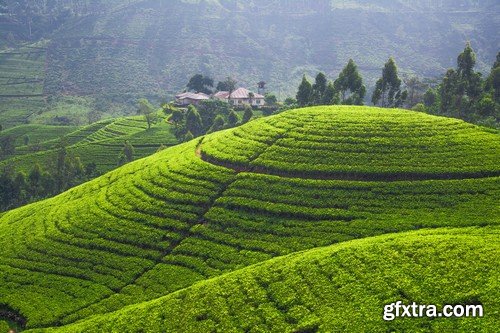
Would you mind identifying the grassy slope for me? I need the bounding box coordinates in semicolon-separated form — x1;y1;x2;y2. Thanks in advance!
0;106;498;330
0;44;47;127
0;116;178;174
32;226;500;333
0;124;78;147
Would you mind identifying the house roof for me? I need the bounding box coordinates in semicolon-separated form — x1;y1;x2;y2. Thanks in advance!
215;88;264;99
175;92;210;100
213;91;230;99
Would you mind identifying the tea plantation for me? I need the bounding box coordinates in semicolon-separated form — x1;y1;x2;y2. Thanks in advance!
33;227;500;333
0;106;498;332
0;115;178;175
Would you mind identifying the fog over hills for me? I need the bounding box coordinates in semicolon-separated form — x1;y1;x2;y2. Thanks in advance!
1;0;498;101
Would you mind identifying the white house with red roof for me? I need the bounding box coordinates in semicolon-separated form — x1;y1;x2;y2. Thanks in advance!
213;87;265;107
175;87;265;107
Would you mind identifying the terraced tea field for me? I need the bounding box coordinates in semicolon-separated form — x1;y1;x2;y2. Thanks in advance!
0;106;498;332
33;227;500;333
0;116;178;175
0;45;47;127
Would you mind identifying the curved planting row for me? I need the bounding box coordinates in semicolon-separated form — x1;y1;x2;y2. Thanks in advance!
201;106;500;180
1;117;178;175
30;227;500;333
0;141;234;328
82;116;148;143
0;106;498;330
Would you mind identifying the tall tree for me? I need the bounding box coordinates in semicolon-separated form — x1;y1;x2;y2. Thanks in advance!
118;141;135;166
216;77;237;95
55;140;68;192
456;42;482;101
439;43;483;119
197;100;232;132
440;69;460;116
334;59;366;105
208;115;225;133
187;74;214;94
296;75;313;107
402;76;427;108
122;141;134;162
28;163;43;197
485;52;500;103
137;98;157;129
372;57;407;107
322;81;339;105
312;72;327;105
185;105;203;137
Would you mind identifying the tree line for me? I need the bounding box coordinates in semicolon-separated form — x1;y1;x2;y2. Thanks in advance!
166;100;253;142
0;139;98;212
293;43;499;127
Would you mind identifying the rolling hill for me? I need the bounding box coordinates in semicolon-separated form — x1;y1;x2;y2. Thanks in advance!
0;106;498;331
31;227;500;332
0;115;178;175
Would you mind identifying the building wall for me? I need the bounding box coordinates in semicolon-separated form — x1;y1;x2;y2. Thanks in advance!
230;98;265;106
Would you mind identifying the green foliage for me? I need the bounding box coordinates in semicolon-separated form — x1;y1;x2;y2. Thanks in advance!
311;72;327;105
170;109;184;124
216;77;237;93
322;81;339;105
137;98;157;129
208;115;225;133
284;97;297;106
184;131;194;142
242;106;253;124
424;88;437;107
29;227;500;333
0;106;497;331
187;74;214;95
372;57;407;107
120;141;135;164
0;321;9;332
227;110;239;127
0;116;178;207
296;75;313;107
197;100;232;132
411;103;426;112
334;59;366;105
202;106;500;178
185;105;204;137
264;93;278;106
438;43;485;121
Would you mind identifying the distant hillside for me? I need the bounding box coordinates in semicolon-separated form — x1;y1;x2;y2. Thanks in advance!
0;0;498;125
0;115;178;175
0;106;498;330
44;0;499;97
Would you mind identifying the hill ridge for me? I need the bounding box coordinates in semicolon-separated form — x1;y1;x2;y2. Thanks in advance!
0;106;498;330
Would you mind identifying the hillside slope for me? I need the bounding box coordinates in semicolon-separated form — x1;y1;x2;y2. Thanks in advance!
1;0;499;126
0;106;498;330
0;116;178;175
44;0;499;98
32;227;500;332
